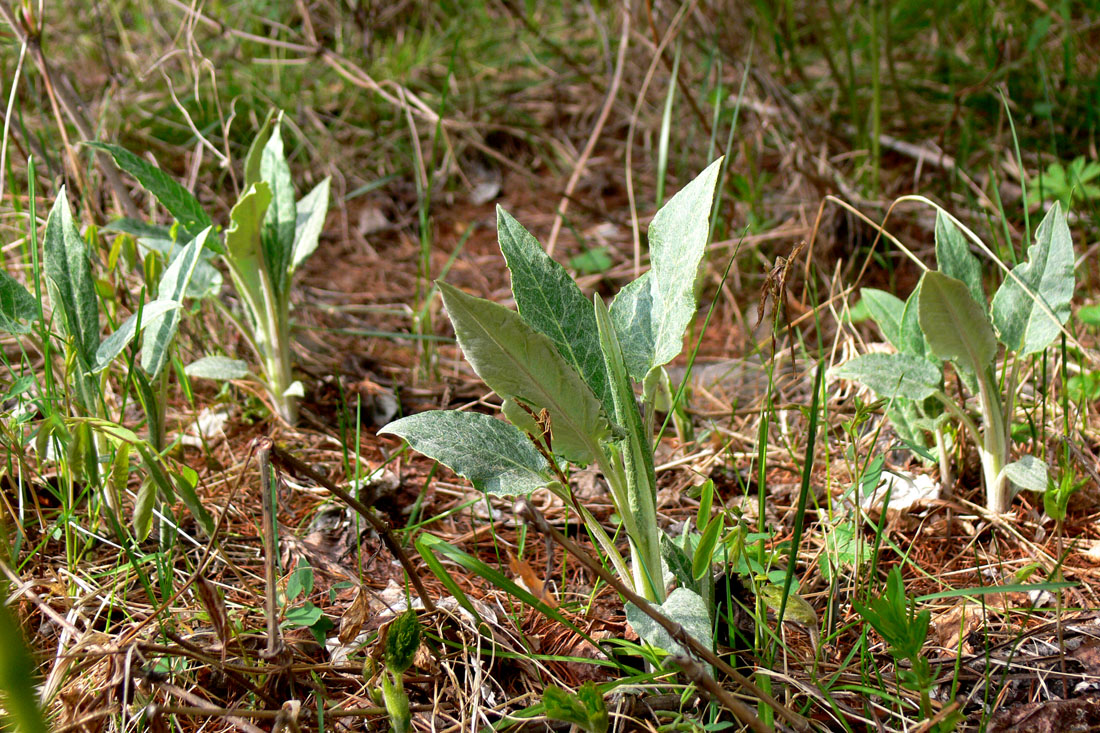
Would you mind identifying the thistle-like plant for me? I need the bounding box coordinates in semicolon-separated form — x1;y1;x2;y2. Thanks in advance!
835;204;1075;513
89;110;330;424
382;161;722;653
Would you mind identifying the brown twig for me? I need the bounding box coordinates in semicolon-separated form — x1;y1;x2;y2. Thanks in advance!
257;439;288;663
267;443;437;612
517;498;811;732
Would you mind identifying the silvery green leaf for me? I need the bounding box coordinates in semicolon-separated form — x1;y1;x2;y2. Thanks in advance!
244;110;278;188
86;142;212;238
290;177;330;273
0;269;40;334
93;299;182;372
381;410;554;496
498;207;612;416
625;587;712;657
918;271;997;375
661;533;695;590
141;229;209;379
610;159;722;379
185;356;252;380
1002;455;1049;493
260;121;297;294
935;212;984;306
225;182;273;330
134;234;223;299
899;281;936;363
990;202;1075;355
439;281;608;464
832;353;942;401
44;189;100;367
860;288;905;349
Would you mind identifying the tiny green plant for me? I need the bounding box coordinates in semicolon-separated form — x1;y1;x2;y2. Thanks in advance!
852;568;946;724
382;160;723;653
1027;156;1100;210
89;110;331;425
835;204;1076;513
379;609;420;733
281;559;334;645
542;681;608;733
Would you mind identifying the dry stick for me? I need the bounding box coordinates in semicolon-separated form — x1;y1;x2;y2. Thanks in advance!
517;498;811;733
257;440;287;663
0;4;141;219
267;443;437;613
545;1;631;257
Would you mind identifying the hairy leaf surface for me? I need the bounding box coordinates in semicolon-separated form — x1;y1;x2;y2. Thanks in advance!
625;587;712;657
918;272;996;375
935;212;984;306
86;142;211;238
610;159;722;379
991;203;1075;355
498;207;612;415
260;123;297;294
0;269;40;334
44;190;100;367
142;229;209;378
860;288;905;349
438;281;608;463
381;410;553;496
832;353;942;401
291;178;331;273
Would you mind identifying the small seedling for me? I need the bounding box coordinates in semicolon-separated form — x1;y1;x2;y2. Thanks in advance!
379;609;421;733
542;682;608;733
1027;156;1100;210
89;109;330;425
836;205;1076;513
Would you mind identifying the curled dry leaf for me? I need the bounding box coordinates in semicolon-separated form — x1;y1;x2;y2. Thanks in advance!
338;586;372;645
509;552;558;609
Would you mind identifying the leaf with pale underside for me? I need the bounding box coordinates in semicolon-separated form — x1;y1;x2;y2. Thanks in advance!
918;271;997;376
832;353;942;402
610;159;722;380
93;299;182;373
990;203;1075;356
381;410;554;497
291;177;330;273
498;207;612;416
438;281;608;464
185;356;252;381
1002;455;1049;493
141;228;209;379
260;123;297;294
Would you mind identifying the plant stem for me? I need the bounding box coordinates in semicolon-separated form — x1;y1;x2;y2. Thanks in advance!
977;367;1009;513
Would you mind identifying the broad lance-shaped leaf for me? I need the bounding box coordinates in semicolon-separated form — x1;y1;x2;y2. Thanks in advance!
0;269;40;334
497;206;612;416
991;202;1075;356
85;142;211;238
625;587;712;657
260;121;297;294
438;281;609;464
935;211;984;306
860;288;905;349
291;177;331;273
93;299;182;372
185;356;252;380
831;352;942;401
610;158;722;380
899;281;937;364
381;411;554;496
918;271;996;375
44;189;100;367
141;228;210;379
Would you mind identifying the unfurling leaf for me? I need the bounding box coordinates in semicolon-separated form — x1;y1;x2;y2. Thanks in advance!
384;609;421;674
381;410;555;496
